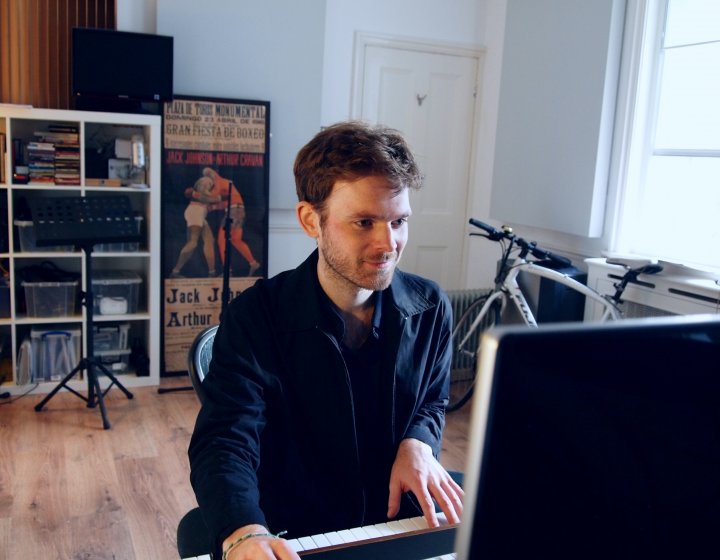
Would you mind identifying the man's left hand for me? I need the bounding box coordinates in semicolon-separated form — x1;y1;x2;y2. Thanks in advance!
387;438;464;528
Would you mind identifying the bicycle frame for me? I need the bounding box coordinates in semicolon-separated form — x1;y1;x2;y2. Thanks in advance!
456;260;621;350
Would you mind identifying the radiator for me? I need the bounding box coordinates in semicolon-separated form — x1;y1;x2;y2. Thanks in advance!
584;258;720;320
447;288;493;370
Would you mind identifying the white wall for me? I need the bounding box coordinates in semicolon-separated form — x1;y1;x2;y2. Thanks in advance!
120;0;327;275
464;0;623;288
118;0;495;279
466;0;507;288
115;0;639;293
320;0;485;124
123;1;588;288
318;0;622;288
116;0;156;33
155;0;325;212
321;0;496;286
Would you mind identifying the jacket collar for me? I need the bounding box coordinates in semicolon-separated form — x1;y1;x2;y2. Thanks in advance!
276;250;436;333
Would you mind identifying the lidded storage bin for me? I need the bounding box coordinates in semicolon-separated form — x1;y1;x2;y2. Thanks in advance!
29;328;81;382
93;322;130;352
22;280;79;317
92;271;142;315
14;220;73;252
95;216;144;252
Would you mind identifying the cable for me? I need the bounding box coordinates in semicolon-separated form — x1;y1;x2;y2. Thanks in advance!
0;383;40;405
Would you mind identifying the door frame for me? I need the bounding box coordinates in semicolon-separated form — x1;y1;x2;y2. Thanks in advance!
350;31;485;118
350;31;486;289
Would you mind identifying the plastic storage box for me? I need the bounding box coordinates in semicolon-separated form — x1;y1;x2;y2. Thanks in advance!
95;348;131;373
93;323;130;353
22;280;79;317
14;220;74;252
92;271;142;315
30;328;81;382
95;216;144;252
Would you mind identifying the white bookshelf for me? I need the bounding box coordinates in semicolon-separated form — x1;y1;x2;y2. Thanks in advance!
0;106;161;395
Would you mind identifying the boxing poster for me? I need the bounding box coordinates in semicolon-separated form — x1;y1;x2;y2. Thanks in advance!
161;95;270;373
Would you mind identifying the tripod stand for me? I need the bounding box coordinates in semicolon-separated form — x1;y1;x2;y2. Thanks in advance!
31;196;141;429
221;179;240;317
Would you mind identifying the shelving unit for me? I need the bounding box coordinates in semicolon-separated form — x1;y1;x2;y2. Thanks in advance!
0;106;161;395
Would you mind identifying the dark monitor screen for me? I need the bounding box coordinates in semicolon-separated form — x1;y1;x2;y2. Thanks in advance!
455;314;720;559
72;27;173;102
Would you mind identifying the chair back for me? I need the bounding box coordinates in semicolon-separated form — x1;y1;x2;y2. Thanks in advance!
187;324;218;404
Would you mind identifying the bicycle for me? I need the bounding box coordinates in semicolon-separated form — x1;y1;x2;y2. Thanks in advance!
447;218;663;412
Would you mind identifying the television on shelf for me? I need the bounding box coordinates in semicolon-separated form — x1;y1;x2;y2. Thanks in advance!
72;27;173;115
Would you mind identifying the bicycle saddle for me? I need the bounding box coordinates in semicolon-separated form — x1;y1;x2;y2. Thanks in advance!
605;256;658;269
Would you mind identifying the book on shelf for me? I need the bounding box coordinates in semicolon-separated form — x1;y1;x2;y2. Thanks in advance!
0;132;5;183
27;123;81;186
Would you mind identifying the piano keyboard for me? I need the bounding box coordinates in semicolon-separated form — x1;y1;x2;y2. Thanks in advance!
182;514;457;560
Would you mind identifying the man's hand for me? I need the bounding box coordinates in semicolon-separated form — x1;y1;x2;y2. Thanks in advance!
223;524;300;560
387;438;464;528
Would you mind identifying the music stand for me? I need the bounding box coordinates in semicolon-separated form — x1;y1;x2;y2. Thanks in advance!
221;180;238;318
31;196;141;429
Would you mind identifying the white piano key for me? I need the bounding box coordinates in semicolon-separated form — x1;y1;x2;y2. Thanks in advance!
309;532;333;548
412;516;432;530
335;529;355;543
347;525;372;541
385;519;407;534
285;538;305;552
398;517;421;532
362;524;384;538
323;531;345;545
372;522;399;536
297;536;317;550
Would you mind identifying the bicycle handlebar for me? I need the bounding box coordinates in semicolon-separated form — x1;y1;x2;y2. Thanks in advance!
468;218;572;267
469;218;502;238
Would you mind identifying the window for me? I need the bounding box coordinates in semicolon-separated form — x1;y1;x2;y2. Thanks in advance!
613;0;720;272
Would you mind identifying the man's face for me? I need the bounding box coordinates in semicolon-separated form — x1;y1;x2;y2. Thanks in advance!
315;175;411;292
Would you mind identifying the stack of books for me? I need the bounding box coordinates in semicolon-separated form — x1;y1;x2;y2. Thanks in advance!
27;124;80;185
27;140;55;183
33;124;81;185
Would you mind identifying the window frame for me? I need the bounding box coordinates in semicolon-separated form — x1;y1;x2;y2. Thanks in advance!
609;0;719;272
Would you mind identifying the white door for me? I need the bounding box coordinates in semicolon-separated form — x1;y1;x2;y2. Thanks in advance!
357;42;480;290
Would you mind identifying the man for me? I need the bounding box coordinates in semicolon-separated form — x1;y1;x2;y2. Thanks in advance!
170;175;221;278
202;167;262;277
189;121;463;560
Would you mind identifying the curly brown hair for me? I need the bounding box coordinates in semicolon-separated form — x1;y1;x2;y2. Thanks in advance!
293;121;423;214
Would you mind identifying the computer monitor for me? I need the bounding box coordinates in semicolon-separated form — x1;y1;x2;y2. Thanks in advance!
455;314;720;559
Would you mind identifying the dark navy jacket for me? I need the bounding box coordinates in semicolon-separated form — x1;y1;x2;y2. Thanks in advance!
188;250;453;552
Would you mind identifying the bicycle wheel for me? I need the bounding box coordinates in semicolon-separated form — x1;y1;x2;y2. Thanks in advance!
448;294;501;412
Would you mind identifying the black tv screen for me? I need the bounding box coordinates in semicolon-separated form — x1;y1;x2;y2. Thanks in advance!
72;28;173;104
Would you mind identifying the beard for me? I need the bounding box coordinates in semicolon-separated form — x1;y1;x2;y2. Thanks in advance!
319;235;399;292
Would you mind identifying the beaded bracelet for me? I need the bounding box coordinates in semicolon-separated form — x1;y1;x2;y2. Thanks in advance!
222;529;288;560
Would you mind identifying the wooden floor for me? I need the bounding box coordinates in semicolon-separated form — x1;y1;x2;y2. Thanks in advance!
0;376;471;559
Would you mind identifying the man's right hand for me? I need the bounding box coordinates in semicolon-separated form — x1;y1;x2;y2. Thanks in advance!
222;524;300;560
